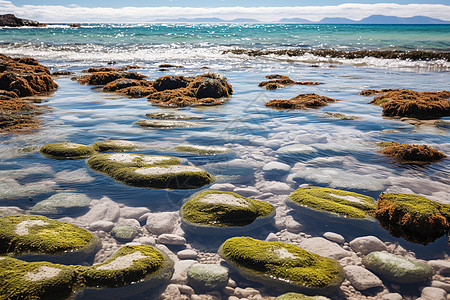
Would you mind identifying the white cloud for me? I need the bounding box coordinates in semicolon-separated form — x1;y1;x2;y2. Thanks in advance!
0;2;449;22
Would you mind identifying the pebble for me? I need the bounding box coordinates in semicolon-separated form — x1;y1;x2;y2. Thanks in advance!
262;161;291;174
421;287;447;300
265;232;279;242
228;297;239;300
344;265;383;290
146;211;179;235
177;249;198;260
177;284;195;295
233;187;259;196
285;215;302;233
171;260;197;284
260;181;291;194
161;284;181;300
79;196;120;223
323;232;345;244
234;287;260;298
349;236;387;255
119;206;150;220
432;280;450;292
299;237;352;260
158;233;186;245
89;220;114;232
382;293;403;300
155;244;178;262
117;218;140;229
209;183;235;191
133;236;156;246
428;260;450;276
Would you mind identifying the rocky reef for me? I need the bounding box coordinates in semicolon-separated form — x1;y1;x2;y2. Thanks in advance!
181;190;274;234
0;54;57;132
0;14;46;27
219;237;344;296
375;193;450;244
265;93;339;110
259;74;323;90
364;89;450;119
378;141;446;162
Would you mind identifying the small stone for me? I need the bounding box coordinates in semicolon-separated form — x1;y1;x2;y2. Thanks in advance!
161;284;181;300
89;220;114;232
171;260;197;284
344;265;383;290
428;260;450;276
421;287;447;300
191;295;202;300
261;181;291;195
299;237;352;260
227;278;236;287
262;162;291;174
177;249;198;260
382;293;403;300
323;232;345;244
285;216;302;233
209;183;235;191
146;211;179;235
234;287;260;298
133;236;156;246
223;286;234;296
349;236;387;255
178;284;195;295
187;264;229;292
158;234;186;246
110;225;137;243
265;233;279;242
233;187;259;197
79;196;120;223
432;280;450;292
228;297;239;300
119;206;150;220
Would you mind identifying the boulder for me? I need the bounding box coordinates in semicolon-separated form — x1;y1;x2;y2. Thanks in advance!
343;265;383;290
299;237;352;261
219;237;344;296
378;142;446;162
375;193;450;245
181;190;275;235
187;264;229;292
362;251;433;283
40;142;96;159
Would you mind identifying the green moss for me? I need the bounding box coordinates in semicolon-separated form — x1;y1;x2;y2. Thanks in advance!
181;190;274;227
276;293;330;300
87;152;182;174
79;245;167;288
92;140;139;152
173;145;232;155
0;215;94;256
219;237;344;295
288;186;376;219
112;165;214;189
0;257;78;300
40;142;96;159
375;193;450;244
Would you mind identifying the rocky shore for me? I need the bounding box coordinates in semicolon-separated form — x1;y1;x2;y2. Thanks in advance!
0;14;46;27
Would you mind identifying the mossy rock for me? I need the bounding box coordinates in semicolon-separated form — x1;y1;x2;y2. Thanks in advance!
30;193;91;217
40;142;96;159
92;140;140;152
219;237;344;296
362;251;433;283
286;186;376;221
0;215;101;264
375;193;450;245
87;152;183;174
80;245;174;297
173;145;232;155
276;293;330;300
112;165;214;189
0;256;78;300
181;190;275;235
378;141;446;163
187;264;229;292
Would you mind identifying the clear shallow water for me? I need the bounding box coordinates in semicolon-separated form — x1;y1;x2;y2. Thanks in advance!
0;23;450;298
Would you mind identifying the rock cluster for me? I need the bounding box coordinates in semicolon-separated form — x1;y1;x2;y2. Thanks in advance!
265;93;339;110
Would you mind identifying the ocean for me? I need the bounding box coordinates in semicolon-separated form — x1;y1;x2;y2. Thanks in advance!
0;23;449;299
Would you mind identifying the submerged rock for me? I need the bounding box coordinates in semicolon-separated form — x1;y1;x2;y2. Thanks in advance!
92;140;140;152
362;251;433;283
30;193;91;217
145;111;202;120
0;214;100;263
343;265;383;291
110;225;138;243
286;186;376;220
322;112;359;120
367;89;450;120
378;141;446;162
265;93;339;110
375;193;450;245
219;237;344;296
187;264;229;292
40;142;96;159
258;74;323;90
87;152;213;189
173;145;232;155
135;119;206;128
181;190;275;235
275;293;330;300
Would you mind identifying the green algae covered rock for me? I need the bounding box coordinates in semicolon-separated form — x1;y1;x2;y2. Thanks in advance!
173;145;232;155
0;256;78;300
276;293;330;300
362;251;433;284
0;245;174;300
30;193;91;217
181;190;274;235
92;140;140;152
187;264;229;292
286;186;376;220
0;214;100;263
219;237;344;296
40;142;96;159
87;152;214;189
375;193;450;245
110;225;137;243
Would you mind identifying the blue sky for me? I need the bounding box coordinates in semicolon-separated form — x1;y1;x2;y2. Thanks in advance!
1;1;449;22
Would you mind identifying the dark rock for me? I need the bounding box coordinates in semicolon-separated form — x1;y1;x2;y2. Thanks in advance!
265;93;339;110
379;141;446;162
0;14;46;27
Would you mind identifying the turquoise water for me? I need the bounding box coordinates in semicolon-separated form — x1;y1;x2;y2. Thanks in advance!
0;23;449;299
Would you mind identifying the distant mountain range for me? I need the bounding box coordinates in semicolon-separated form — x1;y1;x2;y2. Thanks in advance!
156;15;450;24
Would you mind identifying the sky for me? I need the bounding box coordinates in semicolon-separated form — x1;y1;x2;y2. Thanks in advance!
1;1;449;22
